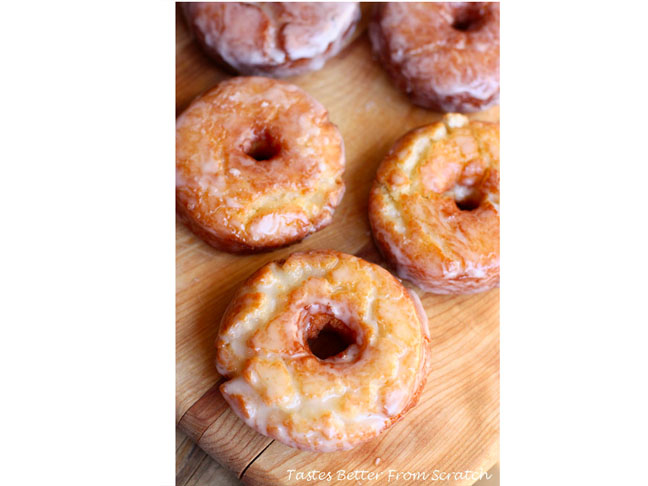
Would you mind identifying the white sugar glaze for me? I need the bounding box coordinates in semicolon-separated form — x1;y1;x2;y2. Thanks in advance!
216;251;430;451
369;3;500;112
369;114;500;294
176;77;345;251
184;3;361;78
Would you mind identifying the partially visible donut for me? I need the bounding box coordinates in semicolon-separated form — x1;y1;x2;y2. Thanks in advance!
369;2;500;113
216;250;430;452
369;114;499;294
176;77;345;253
183;2;362;78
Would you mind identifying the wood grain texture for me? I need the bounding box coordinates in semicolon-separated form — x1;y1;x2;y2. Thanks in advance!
177;428;241;486
176;3;499;485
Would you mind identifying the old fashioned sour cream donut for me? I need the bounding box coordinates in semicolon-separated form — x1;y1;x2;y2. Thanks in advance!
216;250;430;452
183;2;361;77
369;2;500;112
369;114;499;294
176;77;345;253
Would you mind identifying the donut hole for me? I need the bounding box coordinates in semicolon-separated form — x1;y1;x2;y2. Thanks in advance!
451;5;484;32
451;184;484;211
306;313;356;361
242;129;281;162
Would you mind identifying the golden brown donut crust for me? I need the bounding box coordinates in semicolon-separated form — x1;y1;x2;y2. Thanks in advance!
176;77;345;253
183;2;361;78
369;114;499;294
369;2;499;113
216;250;430;452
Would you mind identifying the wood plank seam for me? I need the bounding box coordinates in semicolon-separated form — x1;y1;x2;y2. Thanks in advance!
182;454;210;486
178;379;224;442
239;440;275;481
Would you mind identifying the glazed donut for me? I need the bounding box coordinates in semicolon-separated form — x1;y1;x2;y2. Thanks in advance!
216;250;430;452
183;2;361;78
369;2;499;113
369;114;499;294
176;77;345;253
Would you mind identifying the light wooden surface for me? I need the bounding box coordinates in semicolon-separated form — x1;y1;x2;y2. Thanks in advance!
176;3;499;486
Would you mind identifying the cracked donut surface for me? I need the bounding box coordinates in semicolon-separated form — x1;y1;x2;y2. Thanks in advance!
176;77;345;253
369;2;499;112
183;2;361;77
216;250;430;452
369;114;499;294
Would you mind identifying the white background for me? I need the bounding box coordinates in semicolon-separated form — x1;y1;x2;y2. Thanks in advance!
1;1;647;485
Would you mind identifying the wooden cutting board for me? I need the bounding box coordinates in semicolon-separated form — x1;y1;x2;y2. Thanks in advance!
176;4;499;485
